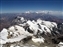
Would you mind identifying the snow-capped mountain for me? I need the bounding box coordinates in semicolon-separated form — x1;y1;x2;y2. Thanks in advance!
0;16;63;47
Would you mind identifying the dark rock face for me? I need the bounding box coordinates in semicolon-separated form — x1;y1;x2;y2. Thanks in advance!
27;27;33;33
57;23;63;34
57;36;63;41
22;36;32;43
52;39;60;44
50;23;63;44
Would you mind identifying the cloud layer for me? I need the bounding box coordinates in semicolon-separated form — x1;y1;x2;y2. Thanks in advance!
25;10;63;16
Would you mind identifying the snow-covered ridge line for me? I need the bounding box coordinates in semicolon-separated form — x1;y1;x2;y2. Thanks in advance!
0;16;63;46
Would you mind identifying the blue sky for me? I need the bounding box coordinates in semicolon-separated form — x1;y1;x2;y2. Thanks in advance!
0;0;63;13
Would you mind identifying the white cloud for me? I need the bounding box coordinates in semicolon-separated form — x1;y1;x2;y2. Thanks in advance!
48;11;63;16
25;11;31;13
25;10;63;16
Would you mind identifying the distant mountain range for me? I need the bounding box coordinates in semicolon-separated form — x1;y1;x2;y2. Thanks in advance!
0;12;63;31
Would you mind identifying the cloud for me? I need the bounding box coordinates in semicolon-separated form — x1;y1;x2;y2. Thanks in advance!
48;11;63;16
25;10;63;16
